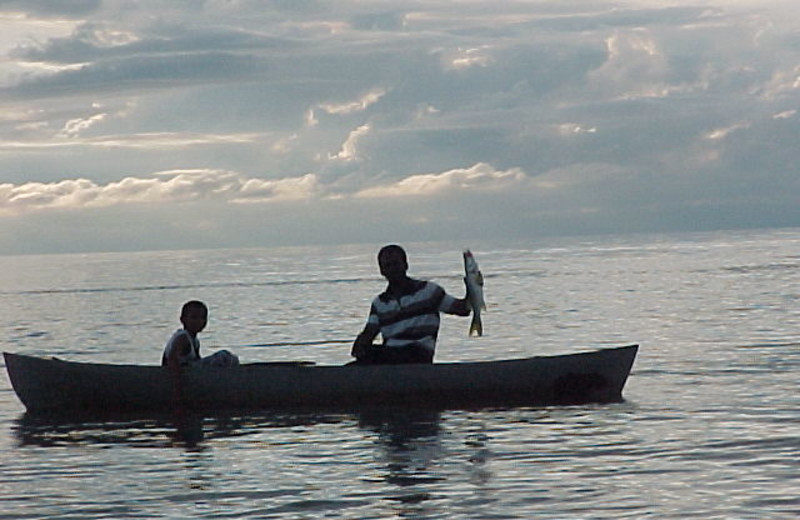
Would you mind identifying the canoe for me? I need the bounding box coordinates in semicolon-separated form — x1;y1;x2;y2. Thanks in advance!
3;345;638;414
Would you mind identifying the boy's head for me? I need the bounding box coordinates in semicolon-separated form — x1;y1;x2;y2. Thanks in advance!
180;300;208;335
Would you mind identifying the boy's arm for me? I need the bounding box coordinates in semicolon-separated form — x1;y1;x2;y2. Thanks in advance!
165;334;192;368
166;334;192;413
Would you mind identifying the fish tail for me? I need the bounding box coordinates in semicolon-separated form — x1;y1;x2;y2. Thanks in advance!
469;315;483;337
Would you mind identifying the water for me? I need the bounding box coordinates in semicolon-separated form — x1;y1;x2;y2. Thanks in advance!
1;229;798;518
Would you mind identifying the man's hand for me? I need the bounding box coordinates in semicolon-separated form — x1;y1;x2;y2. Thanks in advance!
352;328;377;358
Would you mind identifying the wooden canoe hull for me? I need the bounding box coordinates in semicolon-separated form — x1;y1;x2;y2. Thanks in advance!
3;345;638;414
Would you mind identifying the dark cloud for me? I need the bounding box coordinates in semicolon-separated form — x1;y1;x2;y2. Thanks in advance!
12;24;299;64
0;0;100;18
1;0;799;254
3;52;266;99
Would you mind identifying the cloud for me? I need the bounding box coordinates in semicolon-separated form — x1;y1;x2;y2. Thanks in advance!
329;123;372;161
773;109;796;119
58;112;107;137
444;46;495;70
355;163;527;198
705;122;749;140
2;1;800;254
3;52;266;99
306;88;387;127
0;162;534;217
233;173;319;203
0;0;101;18
587;29;672;99
316;88;387;116
0;169;319;215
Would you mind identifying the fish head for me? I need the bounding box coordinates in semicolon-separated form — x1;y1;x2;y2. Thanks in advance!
463;249;473;266
463;249;478;271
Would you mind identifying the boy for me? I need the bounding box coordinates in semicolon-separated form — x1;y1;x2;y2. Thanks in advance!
162;300;239;368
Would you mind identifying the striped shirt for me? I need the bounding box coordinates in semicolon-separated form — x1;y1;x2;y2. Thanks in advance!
366;279;459;353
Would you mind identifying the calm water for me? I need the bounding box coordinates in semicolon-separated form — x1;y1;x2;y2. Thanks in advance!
1;229;798;519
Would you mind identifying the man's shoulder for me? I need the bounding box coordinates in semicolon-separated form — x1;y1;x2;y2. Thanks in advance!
409;278;431;293
421;279;443;290
376;278;430;303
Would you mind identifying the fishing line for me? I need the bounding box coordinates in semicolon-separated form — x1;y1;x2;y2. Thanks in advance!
232;339;352;348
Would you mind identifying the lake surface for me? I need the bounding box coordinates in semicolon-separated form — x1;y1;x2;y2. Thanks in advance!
1;229;798;519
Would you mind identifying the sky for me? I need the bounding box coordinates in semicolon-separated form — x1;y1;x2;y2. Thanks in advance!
1;0;799;254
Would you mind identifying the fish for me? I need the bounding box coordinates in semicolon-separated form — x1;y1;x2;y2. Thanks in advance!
463;250;486;336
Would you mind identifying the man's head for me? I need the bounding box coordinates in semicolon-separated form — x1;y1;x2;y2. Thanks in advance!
378;245;408;283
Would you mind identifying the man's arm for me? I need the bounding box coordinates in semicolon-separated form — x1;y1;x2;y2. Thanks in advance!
448;297;471;316
439;289;471;316
351;323;380;358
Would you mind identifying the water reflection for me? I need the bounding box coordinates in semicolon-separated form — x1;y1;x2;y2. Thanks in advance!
13;407;451;516
15;412;204;450
357;408;446;516
12;410;347;450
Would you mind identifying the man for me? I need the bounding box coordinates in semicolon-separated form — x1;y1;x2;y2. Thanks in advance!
351;244;471;364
